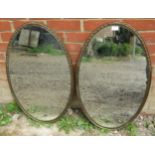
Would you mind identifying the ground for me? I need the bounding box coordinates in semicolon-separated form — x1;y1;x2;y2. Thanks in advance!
0;107;155;136
0;49;153;135
79;56;148;128
8;50;71;120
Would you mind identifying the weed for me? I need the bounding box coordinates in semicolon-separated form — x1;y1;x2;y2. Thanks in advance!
76;116;95;131
6;101;21;113
0;105;12;126
57;114;96;134
0;102;21;126
28;44;64;56
82;56;92;63
144;121;150;129
100;128;110;135
57;115;77;134
124;122;138;136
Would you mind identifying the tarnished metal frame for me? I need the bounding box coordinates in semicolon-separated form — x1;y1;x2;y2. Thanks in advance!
76;22;152;129
6;22;74;123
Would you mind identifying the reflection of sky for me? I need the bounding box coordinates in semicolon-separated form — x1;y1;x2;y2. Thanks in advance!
111;25;120;31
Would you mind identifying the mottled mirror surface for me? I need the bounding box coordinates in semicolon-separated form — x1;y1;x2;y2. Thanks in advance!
79;25;150;128
8;25;72;121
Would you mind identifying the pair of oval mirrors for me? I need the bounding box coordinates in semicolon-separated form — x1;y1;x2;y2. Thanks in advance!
6;23;152;129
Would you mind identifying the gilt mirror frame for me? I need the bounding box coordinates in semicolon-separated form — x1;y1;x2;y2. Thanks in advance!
6;22;74;123
76;22;152;129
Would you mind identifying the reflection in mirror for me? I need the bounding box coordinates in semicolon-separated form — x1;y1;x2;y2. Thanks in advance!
79;24;151;128
8;24;72;121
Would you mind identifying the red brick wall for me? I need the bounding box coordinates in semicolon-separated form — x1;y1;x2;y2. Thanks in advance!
1;18;155;113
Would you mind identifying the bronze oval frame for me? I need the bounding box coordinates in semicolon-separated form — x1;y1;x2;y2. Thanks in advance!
76;22;152;129
6;22;74;123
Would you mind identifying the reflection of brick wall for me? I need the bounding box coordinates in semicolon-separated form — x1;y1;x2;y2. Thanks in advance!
1;18;155;113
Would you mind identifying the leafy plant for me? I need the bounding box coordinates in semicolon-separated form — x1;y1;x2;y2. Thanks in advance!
144;121;150;129
91;39;142;57
135;46;144;55
6;101;21;113
57;115;95;134
0;102;21;126
28;44;64;56
0;105;12;126
100;128;110;135
57;115;77;134
82;56;92;63
124;123;138;136
76;116;95;131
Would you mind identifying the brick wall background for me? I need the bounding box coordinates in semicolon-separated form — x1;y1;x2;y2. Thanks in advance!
0;18;155;114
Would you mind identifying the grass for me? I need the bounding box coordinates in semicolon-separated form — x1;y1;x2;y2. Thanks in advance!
57;114;111;135
124;122;138;136
144;121;150;129
28;44;64;56
100;128;110;135
1;102;154;136
0;101;21;126
57;115;77;133
57;115;96;134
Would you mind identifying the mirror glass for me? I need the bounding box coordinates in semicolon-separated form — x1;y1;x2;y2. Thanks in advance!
78;24;151;128
8;24;72;121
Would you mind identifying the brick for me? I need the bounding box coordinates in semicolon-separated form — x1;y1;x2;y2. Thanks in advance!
0;52;5;61
0;43;8;51
56;32;65;41
140;32;155;43
123;19;155;31
69;53;80;65
84;19;118;31
0;21;11;31
65;43;82;53
66;32;90;42
1;32;13;42
147;44;155;55
29;18;50;20
0;62;6;71
47;20;80;31
13;20;29;29
150;55;155;65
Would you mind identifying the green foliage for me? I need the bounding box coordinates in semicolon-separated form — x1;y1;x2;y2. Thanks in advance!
151;130;155;136
57;115;77;133
91;39;143;57
124;123;138;136
57;115;95;134
0;102;21;126
76;117;95;131
144;121;150;129
0;105;12;126
82;56;92;63
96;41;132;57
100;128;110;135
6;101;21;113
135;46;144;55
28;44;64;55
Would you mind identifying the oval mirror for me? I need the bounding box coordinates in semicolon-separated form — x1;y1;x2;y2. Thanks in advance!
77;23;151;128
7;23;73;122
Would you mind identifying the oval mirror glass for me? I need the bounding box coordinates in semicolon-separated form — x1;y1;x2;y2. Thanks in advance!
78;24;151;128
7;24;73;121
